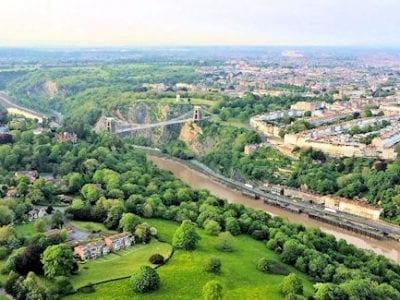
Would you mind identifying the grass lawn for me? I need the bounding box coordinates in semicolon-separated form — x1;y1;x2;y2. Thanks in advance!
67;219;314;300
70;221;117;234
13;221;39;238
70;239;172;289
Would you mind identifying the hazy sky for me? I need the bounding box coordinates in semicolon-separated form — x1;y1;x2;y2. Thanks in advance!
0;0;399;47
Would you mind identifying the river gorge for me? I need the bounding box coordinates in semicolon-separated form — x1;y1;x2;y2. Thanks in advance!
149;155;400;263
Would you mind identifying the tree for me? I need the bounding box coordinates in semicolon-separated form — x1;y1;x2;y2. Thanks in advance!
23;271;47;300
42;244;74;278
66;172;84;193
149;254;164;265
314;283;346;300
35;218;48;232
26;188;45;205
204;219;221;236
340;279;373;300
280;273;303;296
215;232;234;252
172;220;200;250
281;239;305;265
130;266;160;293
16;244;44;275
119;213;142;233
202;280;223;300
50;210;64;229
0;206;14;226
374;283;400;300
54;276;75;296
204;257;221;274
225;217;241;236
135;223;152;244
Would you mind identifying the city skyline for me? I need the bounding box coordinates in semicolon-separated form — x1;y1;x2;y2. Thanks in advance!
0;0;400;47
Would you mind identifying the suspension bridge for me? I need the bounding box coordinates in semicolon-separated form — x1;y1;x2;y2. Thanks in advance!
100;106;214;134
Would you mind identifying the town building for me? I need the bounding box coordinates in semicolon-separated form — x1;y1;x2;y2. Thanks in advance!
74;232;135;261
56;132;77;143
74;240;110;260
14;170;39;183
104;232;135;251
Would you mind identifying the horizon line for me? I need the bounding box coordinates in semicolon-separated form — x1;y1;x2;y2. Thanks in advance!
0;44;400;50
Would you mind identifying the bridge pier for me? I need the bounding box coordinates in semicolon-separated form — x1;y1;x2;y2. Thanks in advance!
105;117;115;133
193;106;202;122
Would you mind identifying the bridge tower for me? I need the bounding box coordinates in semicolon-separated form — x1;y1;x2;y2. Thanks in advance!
105;117;114;133
193;106;202;122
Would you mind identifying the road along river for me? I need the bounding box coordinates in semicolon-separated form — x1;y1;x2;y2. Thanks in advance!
149;155;400;263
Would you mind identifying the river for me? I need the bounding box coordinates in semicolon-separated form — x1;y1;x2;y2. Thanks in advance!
149;155;400;263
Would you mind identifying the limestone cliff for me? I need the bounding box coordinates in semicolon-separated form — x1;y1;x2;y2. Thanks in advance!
113;102;192;145
179;122;215;156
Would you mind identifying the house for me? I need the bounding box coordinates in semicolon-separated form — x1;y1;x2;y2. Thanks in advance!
14;170;39;183
74;240;110;260
5;188;17;198
28;208;47;221
56;132;77;143
58;194;73;204
28;208;40;221
104;232;135;252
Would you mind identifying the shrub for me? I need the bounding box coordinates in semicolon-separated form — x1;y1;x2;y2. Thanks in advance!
54;276;75;295
149;253;164;265
172;220;200;250
0;246;8;259
204;258;221;274
80;283;95;294
251;230;268;241
280;273;303;296
130;266;160;293
256;258;289;275
215;232;234;252
204;220;221;236
203;280;223;300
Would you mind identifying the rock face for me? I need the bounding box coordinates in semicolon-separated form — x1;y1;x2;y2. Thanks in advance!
179;122;215;156
43;81;58;97
95;102;215;152
96;102;193;145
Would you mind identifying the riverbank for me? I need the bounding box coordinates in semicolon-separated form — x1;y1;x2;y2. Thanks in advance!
148;154;400;263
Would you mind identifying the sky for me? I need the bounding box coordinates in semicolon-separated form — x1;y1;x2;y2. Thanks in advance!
0;0;399;47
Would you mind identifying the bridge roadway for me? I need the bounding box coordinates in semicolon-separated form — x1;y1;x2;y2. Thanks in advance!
0;91;48;121
115;115;212;134
132;145;400;241
116;118;194;133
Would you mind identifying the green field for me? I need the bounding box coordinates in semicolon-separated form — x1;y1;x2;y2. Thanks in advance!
70;221;118;234
70;239;172;289
13;221;39;238
67;219;313;300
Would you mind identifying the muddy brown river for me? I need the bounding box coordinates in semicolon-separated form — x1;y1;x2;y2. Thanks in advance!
149;155;400;263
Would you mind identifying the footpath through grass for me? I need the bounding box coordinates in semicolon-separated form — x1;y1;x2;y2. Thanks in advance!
67;219;314;300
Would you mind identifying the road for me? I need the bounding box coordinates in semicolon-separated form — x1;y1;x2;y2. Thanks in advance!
0;91;49;121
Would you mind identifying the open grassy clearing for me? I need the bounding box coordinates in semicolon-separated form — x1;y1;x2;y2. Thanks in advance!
67;219;313;300
70;239;172;289
13;221;39;238
70;221;117;234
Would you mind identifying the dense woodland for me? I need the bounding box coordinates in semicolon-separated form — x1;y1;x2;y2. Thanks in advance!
0;116;399;299
3;63;400;224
